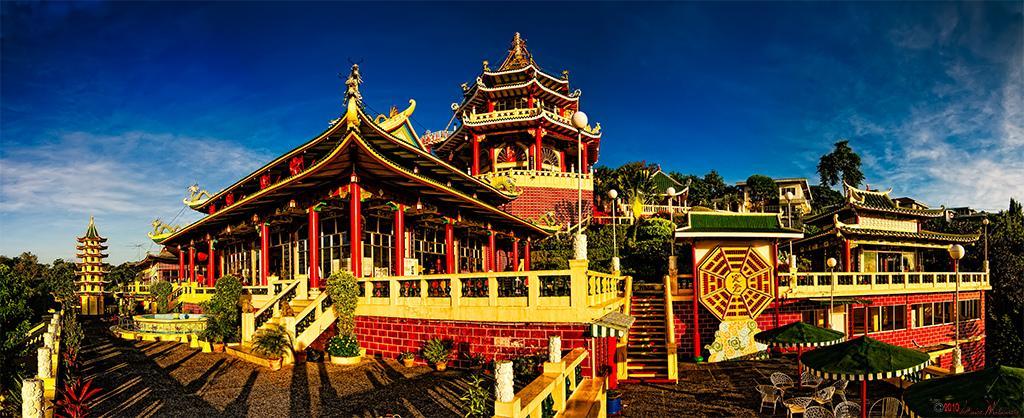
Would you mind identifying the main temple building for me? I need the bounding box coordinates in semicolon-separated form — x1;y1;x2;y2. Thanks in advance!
129;33;988;385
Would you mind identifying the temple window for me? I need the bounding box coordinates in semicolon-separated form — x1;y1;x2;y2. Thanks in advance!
364;216;395;277
801;308;828;328
412;227;445;274
319;217;351;277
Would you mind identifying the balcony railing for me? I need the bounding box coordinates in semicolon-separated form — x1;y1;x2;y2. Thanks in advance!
463;107;601;134
778;271;990;298
640;204;688;216
355;261;627;323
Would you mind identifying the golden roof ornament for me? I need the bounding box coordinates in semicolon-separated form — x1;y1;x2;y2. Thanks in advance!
344;64;363;107
498;32;536;71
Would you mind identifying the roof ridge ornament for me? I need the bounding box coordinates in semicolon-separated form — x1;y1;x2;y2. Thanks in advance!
344;64;363;108
498;32;536;71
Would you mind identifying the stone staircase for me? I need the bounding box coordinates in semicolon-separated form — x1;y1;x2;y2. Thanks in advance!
625;283;671;380
236;280;338;367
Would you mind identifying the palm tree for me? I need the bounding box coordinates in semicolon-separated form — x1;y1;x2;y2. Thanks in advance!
615;162;659;234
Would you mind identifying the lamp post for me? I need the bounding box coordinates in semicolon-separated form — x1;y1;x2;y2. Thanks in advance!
572;111;589;260
948;243;965;373
666;186;676;257
827;257;837;329
785;191;796;272
608;189;620;273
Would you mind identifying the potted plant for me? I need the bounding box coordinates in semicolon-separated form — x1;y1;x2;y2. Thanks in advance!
398;351;416;367
422;337;452;371
251;324;292;370
200;276;243;352
326;334;363;365
199;327;225;352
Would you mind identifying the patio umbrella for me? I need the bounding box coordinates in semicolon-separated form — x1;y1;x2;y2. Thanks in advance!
754;321;845;378
801;336;930;418
904;365;1024;418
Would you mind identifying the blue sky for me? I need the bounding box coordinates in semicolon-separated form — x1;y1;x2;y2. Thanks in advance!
2;2;1021;263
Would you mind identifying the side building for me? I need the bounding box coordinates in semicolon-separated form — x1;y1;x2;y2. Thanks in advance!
76;217;111;316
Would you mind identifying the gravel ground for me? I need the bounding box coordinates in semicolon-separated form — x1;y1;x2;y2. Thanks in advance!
617;356;903;417
80;321;474;417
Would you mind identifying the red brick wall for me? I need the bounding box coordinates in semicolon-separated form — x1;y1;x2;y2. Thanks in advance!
673;292;986;371
502;186;592;226
316;316;593;371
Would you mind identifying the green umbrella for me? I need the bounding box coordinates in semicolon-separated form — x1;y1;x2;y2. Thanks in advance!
801;337;931;418
754;321;845;377
904;365;1024;418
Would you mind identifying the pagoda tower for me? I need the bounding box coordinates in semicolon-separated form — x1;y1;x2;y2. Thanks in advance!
76;216;110;316
434;32;603;229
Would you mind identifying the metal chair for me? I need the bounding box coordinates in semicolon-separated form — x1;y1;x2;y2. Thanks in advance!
833;401;862;418
783;397;814;418
869;397;904;418
801;370;824;389
771;372;796;394
756;384;782;414
813;386;836;408
804;405;836;418
831;379;849;402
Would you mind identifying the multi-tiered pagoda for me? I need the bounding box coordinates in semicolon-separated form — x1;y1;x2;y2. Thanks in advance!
76;217;110;315
434;33;602;229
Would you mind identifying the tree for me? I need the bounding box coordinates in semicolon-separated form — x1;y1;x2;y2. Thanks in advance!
592;165;618;210
46;259;77;310
200;276;243;343
703;170;728;201
809;185;846;214
745;175;778;212
615;162;659;220
0;265;32;408
817;140;864;188
107;262;141;291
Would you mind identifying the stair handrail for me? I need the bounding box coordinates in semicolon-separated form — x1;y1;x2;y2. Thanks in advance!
662;274;679;380
252;279;300;331
290;289;331;347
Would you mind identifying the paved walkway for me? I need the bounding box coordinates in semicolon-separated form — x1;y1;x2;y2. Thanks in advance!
80;321;472;417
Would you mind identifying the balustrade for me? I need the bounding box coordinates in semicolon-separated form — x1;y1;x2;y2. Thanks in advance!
779;271;990;298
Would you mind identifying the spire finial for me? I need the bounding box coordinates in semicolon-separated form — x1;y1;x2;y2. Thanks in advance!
344;64;363;107
499;32;535;71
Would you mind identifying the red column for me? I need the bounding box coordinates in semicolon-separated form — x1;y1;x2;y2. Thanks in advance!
177;246;185;283
488;230;496;271
444;220;455;274
527;94;535;108
772;243;780;328
393;204;405;276
471;133;480;176
524;239;531;271
607;336;619;389
861;380;868;417
207;240;216;287
844;239;852;272
309;206;321;289
692;245;702;361
350;181;363;278
188;245;196;283
487;100;495;112
534;127;544;171
512;237;520;271
260;223;269;285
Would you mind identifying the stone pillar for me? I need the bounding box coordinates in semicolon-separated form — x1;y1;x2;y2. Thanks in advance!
471;133;480;176
43;332;54;350
37;347;52;379
548;335;562;363
208;240;216;286
524;239;531;271
21;378;43;418
349;180;363;278
260;223;270;285
392;203;405;276
573;233;588;261
309;206;321;289
444;219;456;274
611;257;621;273
495;360;515;403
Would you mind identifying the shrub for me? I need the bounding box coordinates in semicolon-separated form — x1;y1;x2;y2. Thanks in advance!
326;334;361;357
200;276;243;343
326;271;359;335
251;324;292;359
397;351;415;362
422;337;452;365
459;373;492;417
150;280;174;314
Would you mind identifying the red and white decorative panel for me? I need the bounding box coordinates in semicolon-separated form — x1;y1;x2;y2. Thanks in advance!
698;246;775;321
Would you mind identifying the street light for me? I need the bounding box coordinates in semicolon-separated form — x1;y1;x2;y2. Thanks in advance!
571;111;588;260
947;243;965;373
826;257;837;329
608;189;620;272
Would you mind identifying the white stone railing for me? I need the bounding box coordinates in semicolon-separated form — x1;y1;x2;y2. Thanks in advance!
778;271;990;298
21;311;63;418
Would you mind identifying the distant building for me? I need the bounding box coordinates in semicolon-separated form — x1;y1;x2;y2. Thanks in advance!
76;217;110;316
735;177;813;225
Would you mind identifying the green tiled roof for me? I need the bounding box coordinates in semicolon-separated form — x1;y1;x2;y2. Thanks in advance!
836;226;979;243
682;212;800;234
849;186;945;218
652;170;684;193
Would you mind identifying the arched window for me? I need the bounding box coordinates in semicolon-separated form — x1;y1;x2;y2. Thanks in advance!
495;144;528;171
541;146;561;170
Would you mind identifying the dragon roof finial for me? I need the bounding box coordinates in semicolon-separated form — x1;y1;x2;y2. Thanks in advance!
344;64;363;107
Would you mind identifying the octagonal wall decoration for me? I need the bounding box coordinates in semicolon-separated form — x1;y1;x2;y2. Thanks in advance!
698;245;775;321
